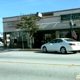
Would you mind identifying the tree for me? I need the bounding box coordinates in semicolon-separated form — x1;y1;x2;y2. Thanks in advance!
16;14;41;49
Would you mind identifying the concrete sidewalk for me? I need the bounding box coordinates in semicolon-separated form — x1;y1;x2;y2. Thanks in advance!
18;48;41;51
0;48;41;51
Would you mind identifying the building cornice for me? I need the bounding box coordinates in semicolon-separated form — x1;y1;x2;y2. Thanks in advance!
3;8;80;19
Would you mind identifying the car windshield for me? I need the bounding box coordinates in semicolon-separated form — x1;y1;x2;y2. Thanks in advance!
64;38;77;42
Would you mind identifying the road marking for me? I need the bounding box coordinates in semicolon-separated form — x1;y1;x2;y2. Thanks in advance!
0;61;80;67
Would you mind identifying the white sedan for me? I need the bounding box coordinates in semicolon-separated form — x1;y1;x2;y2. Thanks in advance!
41;38;80;53
0;41;3;45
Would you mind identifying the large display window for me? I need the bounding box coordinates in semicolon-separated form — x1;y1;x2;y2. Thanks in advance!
59;31;71;38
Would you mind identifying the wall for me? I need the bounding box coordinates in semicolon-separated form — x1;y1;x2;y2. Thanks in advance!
3;16;20;22
54;9;80;16
3;8;80;33
3;16;60;32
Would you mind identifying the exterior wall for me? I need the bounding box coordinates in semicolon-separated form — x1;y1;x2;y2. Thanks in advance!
3;17;60;32
3;25;18;32
54;9;80;16
3;16;20;22
3;8;80;33
56;31;59;38
3;16;21;32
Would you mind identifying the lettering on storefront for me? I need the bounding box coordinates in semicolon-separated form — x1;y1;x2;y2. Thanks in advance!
61;13;80;21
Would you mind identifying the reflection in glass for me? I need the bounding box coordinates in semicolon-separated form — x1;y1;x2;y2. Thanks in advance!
59;31;71;38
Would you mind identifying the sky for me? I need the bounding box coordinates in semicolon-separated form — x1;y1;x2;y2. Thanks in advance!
0;0;80;33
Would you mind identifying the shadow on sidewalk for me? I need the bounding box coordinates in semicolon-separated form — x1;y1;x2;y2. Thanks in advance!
34;51;77;55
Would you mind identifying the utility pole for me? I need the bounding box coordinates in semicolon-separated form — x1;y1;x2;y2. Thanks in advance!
69;14;77;39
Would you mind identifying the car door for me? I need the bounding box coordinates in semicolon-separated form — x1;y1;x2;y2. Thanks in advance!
54;39;63;51
47;39;56;51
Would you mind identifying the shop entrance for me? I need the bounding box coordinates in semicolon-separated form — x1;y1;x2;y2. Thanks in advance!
34;32;44;48
34;31;56;48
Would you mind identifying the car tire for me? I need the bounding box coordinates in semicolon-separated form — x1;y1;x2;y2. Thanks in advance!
60;47;67;54
72;51;77;53
42;46;47;53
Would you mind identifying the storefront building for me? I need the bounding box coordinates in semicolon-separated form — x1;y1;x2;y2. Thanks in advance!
3;8;80;48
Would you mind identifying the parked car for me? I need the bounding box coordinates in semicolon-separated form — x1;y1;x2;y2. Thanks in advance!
0;41;3;46
41;38;80;53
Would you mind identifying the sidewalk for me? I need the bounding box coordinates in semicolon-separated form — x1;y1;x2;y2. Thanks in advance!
18;48;41;51
0;48;41;53
0;47;41;51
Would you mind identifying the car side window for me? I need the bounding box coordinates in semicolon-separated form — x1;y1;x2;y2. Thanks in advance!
56;39;63;43
50;39;56;43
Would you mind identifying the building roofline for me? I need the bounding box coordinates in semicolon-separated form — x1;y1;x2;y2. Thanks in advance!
3;15;20;19
53;7;80;13
2;13;36;19
3;7;80;19
42;7;80;13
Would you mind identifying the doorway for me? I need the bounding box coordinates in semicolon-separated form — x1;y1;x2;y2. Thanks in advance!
34;32;44;48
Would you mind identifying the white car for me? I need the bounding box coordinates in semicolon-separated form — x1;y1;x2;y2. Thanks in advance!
0;41;3;44
41;38;80;53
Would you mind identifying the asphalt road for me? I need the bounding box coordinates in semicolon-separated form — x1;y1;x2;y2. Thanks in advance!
0;51;80;80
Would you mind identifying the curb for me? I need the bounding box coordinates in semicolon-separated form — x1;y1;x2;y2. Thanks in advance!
18;49;41;51
0;49;41;53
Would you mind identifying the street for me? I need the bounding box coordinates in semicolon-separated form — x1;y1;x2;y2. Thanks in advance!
0;50;80;80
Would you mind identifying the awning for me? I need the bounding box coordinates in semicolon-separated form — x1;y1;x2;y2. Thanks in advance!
39;21;80;30
56;21;80;29
39;22;59;30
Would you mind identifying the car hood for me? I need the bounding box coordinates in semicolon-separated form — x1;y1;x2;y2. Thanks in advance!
42;43;49;46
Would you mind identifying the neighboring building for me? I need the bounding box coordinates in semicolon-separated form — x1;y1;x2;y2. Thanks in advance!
0;32;3;42
3;8;80;48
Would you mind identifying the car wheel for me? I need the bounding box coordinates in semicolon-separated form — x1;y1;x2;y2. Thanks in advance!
60;47;67;54
42;46;47;53
72;51;77;53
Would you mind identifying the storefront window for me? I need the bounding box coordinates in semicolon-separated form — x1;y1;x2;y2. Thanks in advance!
11;32;19;39
59;31;71;38
51;32;56;39
11;31;28;48
11;32;19;44
45;34;51;43
44;32;56;43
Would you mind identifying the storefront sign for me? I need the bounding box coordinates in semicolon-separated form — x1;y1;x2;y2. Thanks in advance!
61;13;80;21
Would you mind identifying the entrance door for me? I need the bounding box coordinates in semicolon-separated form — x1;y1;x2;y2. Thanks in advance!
34;32;44;48
47;39;56;51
